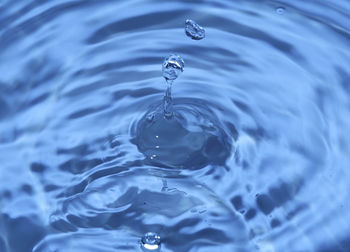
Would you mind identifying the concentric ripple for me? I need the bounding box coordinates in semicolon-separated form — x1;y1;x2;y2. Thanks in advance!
1;0;350;252
131;98;232;169
45;170;251;251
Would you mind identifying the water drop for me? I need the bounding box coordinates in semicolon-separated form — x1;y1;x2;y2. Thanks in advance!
162;54;184;81
141;232;161;251
146;113;155;122
185;19;205;40
276;7;285;15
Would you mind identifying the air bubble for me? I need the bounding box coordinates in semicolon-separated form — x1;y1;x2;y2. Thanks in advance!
162;54;184;81
141;232;161;251
185;19;205;40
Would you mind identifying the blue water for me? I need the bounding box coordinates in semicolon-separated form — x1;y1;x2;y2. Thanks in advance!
1;0;350;251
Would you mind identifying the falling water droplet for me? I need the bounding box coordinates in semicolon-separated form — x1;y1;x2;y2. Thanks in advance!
162;54;185;81
276;7;285;15
185;19;205;40
141;232;161;251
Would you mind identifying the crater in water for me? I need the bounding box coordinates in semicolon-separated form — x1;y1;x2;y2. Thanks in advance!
132;99;232;169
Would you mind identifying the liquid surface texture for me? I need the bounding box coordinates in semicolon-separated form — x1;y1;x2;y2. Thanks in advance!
1;0;350;252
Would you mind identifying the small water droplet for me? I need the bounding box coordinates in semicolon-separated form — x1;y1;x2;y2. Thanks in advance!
141;232;161;251
162;54;185;81
276;7;285;15
185;19;205;40
146;113;155;122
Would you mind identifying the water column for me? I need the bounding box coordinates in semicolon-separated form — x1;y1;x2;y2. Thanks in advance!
161;54;185;118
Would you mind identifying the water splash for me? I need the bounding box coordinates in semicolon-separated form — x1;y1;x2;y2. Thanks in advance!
162;54;184;118
185;19;205;40
141;232;161;251
132;51;231;168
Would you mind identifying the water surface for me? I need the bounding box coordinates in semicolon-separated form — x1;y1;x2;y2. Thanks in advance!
1;0;350;251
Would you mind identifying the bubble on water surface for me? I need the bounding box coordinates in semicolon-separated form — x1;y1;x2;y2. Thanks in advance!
276;7;285;15
185;19;205;40
162;54;184;81
141;232;161;251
